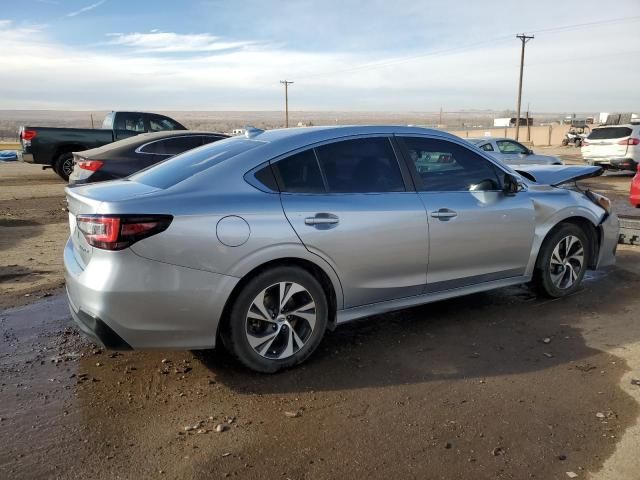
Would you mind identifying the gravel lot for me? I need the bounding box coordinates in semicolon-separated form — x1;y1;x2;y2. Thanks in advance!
1;151;640;479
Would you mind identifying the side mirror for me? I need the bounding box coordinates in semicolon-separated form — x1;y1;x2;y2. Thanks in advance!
527;149;533;155
503;174;520;195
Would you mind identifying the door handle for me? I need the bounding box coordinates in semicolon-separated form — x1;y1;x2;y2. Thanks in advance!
304;214;339;226
430;208;458;220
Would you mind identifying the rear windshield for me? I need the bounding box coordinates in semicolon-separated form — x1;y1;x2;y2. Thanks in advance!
588;127;632;140
130;137;261;188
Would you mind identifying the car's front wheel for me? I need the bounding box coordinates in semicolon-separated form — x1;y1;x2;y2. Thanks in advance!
532;223;590;298
222;266;328;373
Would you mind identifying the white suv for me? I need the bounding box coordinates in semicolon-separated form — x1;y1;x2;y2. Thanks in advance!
582;124;640;171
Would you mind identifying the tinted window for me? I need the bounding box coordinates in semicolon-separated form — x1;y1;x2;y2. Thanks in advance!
251;164;279;192
588;127;632;140
202;135;227;146
116;113;146;132
140;136;203;155
315;138;404;193
272;150;325;193
131;137;260;188
402;137;501;192
149;116;182;132
496;140;528;154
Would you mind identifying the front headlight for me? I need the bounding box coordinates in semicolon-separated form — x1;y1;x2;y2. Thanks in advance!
585;190;612;214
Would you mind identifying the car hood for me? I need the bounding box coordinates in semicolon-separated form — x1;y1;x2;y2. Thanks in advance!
513;165;603;186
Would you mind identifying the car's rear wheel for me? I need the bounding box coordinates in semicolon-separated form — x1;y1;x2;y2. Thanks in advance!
222;266;328;373
532;223;589;298
54;153;74;181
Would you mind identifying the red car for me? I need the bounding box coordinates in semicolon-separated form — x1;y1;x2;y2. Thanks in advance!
631;164;640;207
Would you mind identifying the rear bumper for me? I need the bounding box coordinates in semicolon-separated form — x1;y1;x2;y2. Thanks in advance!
585;157;636;169
609;158;638;171
596;213;619;269
67;292;132;350
19;152;34;163
64;238;239;350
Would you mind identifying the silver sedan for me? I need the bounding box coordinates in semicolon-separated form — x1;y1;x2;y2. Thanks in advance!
64;126;618;372
468;137;563;165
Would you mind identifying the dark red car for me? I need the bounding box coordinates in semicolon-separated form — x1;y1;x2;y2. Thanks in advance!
631;164;640;207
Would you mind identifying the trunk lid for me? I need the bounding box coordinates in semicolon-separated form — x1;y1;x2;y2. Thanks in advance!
513;165;603;186
582;126;632;159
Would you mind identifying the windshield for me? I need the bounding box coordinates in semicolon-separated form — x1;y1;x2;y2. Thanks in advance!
587;127;632;140
130;137;262;188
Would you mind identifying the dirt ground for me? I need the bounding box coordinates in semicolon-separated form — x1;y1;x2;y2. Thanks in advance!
1;150;640;479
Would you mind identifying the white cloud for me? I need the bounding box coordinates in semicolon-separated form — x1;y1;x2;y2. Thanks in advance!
67;0;107;18
106;31;256;53
0;18;638;112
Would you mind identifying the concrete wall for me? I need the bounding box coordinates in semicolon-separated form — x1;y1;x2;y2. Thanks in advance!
448;124;573;147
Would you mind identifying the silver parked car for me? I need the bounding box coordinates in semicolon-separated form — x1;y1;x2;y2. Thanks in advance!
65;126;618;372
468;137;563;165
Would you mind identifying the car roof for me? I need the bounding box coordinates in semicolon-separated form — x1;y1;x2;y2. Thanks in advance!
243;125;461;150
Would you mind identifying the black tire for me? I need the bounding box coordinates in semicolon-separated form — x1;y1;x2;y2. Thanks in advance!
531;223;590;298
222;266;328;373
561;139;569;146
53;153;74;181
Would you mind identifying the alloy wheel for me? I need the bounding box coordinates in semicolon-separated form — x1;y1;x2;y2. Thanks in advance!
549;235;584;290
245;282;317;359
62;157;74;178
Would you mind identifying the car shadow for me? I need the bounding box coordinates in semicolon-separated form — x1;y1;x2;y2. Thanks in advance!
196;261;640;394
0;218;44;252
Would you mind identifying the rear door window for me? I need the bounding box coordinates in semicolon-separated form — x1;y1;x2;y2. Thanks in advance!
588;127;632;140
272;150;325;193
315;137;405;193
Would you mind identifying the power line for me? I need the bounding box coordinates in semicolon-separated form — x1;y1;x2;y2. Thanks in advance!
515;34;534;140
280;80;294;128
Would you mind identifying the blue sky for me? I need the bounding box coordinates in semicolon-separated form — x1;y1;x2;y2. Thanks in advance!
0;0;639;111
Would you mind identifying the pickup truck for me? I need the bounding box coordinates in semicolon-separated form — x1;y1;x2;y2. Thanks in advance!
19;111;187;180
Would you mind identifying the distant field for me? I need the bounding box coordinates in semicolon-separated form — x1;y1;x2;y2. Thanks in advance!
0;109;580;141
0;142;20;150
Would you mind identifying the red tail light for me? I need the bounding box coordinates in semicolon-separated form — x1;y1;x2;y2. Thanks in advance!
20;129;37;141
618;138;640;145
76;215;172;250
78;160;104;171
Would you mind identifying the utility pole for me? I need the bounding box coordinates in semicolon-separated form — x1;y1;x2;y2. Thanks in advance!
515;34;534;140
280;80;294;128
439;106;443;126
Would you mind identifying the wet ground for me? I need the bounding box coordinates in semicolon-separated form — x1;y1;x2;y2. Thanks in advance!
1;151;640;479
